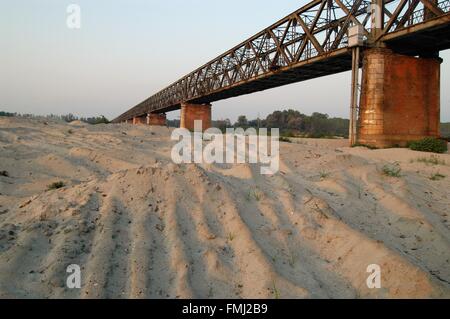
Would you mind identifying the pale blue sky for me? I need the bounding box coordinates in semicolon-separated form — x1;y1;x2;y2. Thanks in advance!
1;0;449;121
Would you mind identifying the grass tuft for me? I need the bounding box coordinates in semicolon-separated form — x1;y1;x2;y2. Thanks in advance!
272;280;280;299
279;136;292;143
382;163;402;178
0;170;9;177
414;155;446;166
319;171;330;179
246;187;264;201
430;173;446;181
47;181;65;190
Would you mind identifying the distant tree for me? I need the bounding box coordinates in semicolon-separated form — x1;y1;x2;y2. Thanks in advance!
167;119;180;128
0;111;16;117
236;115;249;128
257;109;350;138
62;113;78;123
80;115;110;125
213;119;232;132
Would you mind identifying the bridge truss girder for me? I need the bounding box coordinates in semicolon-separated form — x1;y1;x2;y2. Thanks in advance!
113;0;450;123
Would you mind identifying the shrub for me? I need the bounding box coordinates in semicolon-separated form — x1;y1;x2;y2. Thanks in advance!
246;188;264;201
319;171;330;179
279;136;292;143
47;181;65;190
352;143;378;150
430;173;446;181
382;164;401;178
408;138;448;154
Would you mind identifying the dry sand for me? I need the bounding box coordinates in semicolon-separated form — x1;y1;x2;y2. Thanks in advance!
0;116;449;299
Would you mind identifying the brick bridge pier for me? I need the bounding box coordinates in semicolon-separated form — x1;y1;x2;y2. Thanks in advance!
357;47;441;148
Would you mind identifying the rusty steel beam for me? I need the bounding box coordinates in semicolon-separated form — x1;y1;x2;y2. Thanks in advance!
113;0;450;123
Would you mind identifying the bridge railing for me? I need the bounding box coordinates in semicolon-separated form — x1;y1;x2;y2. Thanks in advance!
383;0;450;34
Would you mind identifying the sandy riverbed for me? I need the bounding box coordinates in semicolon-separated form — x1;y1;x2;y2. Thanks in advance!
0;116;449;298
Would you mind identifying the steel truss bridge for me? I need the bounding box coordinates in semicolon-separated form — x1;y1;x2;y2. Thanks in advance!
113;0;450;123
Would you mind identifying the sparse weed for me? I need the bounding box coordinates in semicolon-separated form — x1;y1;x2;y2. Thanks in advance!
319;171;330;179
287;251;295;267
352;143;378;150
272;280;280;299
414;155;446;166
47;181;65;190
279;136;292;143
382;163;402;178
430;173;446;181
253;189;263;201
228;232;235;242
247;187;264;201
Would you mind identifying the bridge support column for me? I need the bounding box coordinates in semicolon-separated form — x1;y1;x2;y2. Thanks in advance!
133;115;147;125
147;113;167;126
180;103;212;132
357;48;441;148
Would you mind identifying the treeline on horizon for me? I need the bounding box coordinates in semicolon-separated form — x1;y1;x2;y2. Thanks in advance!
168;109;450;139
0;111;110;125
2;109;450;138
169;110;351;138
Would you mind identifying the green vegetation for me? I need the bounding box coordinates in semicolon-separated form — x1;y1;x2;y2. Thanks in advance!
264;110;349;138
0;110;110;125
352;143;379;150
279;136;292;143
271;281;280;299
408;138;448;154
414;155;446;166
168;110;349;137
382;163;402;178
430;173;446;181
319;171;330;179
0;111;15;117
61;114;110;124
82;115;110;125
246;187;264;201
47;181;65;190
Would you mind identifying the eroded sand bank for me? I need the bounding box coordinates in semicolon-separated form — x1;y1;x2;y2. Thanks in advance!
0;117;449;298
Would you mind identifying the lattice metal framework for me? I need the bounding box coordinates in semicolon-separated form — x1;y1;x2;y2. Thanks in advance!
114;0;450;123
